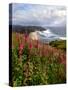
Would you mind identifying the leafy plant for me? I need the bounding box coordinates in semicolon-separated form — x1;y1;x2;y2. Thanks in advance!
11;32;66;86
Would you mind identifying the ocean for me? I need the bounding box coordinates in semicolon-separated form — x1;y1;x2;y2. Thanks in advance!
45;26;66;37
37;26;66;43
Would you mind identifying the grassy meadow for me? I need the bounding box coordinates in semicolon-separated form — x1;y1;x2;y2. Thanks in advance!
11;32;66;86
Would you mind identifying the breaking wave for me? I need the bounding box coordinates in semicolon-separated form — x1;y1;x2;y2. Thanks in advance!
37;29;66;42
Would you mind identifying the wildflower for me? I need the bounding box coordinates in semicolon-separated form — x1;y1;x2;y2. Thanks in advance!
19;43;24;50
35;40;38;48
24;33;29;43
29;42;32;49
19;50;22;55
18;43;24;56
58;52;66;65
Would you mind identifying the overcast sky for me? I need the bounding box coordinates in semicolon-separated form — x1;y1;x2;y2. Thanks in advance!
10;3;66;27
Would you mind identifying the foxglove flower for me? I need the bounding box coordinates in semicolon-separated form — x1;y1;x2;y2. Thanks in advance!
29;42;32;49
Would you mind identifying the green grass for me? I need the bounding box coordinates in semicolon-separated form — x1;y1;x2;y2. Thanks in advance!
11;43;66;86
10;32;66;86
49;40;66;51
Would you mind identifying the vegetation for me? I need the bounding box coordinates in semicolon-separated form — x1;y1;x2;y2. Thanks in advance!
10;32;66;86
49;40;66;51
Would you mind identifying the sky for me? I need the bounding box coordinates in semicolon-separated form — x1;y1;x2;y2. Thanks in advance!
10;3;66;27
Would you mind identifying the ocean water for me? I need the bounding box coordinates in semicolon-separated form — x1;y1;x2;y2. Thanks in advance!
37;26;66;43
45;27;66;37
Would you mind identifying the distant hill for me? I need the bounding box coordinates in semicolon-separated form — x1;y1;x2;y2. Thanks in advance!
9;25;46;34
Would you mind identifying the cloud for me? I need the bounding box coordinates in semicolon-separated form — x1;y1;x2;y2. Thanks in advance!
11;4;66;26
